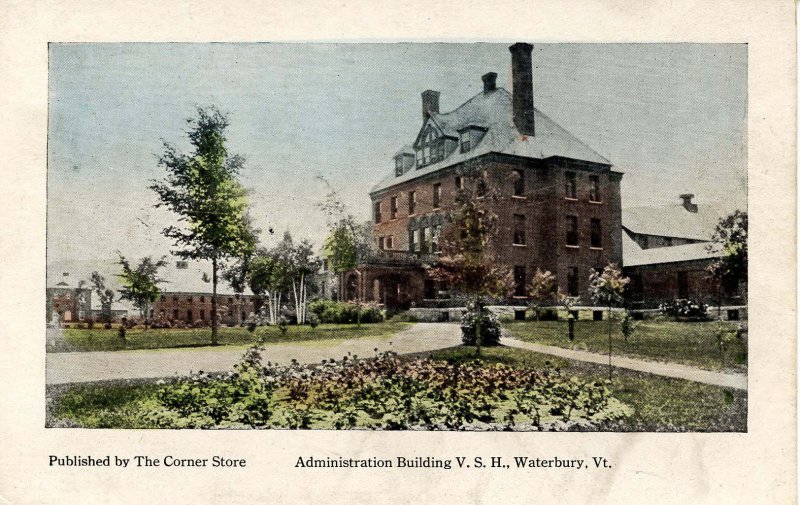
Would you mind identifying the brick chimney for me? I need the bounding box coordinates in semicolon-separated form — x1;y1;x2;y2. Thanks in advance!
421;90;440;120
482;72;497;93
509;42;535;136
679;193;698;213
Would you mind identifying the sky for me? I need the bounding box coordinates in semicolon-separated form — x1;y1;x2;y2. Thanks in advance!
47;42;747;264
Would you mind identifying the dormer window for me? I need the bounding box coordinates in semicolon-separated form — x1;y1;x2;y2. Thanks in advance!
460;131;471;153
416;125;445;168
395;157;403;176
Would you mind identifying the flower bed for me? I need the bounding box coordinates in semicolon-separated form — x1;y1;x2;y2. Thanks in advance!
138;346;631;430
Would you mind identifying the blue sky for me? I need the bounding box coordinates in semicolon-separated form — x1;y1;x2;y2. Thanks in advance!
48;43;747;263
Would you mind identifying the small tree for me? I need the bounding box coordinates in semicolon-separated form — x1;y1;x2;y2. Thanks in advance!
117;255;167;329
429;171;514;355
588;264;629;379
150;106;257;345
528;269;557;321
707;210;748;312
90;271;115;326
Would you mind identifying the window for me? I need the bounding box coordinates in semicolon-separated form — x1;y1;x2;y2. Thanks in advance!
386;236;393;249
678;271;689;298
589;175;601;202
424;279;436;299
664;237;673;247
374;201;382;223
228;297;233;304
395;157;404;177
430;226;440;253
514;266;527;297
433;183;441;208
566;216;579;246
417;126;445;168
187;296;193;303
410;229;420;252
513;214;526;245
378;237;385;250
455;176;463;190
420;227;429;253
187;309;193;322
176;260;188;269
460;131;470;153
200;296;204;303
565;171;577;199
390;196;398;219
200;309;205;321
173;296;178;303
408;191;416;215
567;267;579;296
512;169;525;196
173;308;179;319
590;218;602;248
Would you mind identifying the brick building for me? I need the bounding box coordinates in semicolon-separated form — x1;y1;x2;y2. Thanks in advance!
622;194;744;310
151;261;256;326
346;42;623;310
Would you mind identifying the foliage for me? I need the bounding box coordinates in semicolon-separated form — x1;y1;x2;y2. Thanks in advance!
659;298;709;319
116;254;167;326
708;210;747;288
588;264;629;308
138;346;629;430
428;171;513;354
527;269;557;320
307;299;384;324
619;312;637;343
90;272;115;324
150;106;258;344
460;302;501;346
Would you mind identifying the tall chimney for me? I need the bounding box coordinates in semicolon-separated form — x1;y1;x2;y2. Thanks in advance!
421;90;440;120
482;72;497;93
509;42;535;136
679;193;698;213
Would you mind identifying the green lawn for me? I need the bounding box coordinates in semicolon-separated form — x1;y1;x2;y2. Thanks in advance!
503;319;747;372
429;346;747;432
54;322;411;352
46;344;746;431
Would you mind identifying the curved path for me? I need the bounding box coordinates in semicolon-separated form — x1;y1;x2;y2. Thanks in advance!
46;323;463;385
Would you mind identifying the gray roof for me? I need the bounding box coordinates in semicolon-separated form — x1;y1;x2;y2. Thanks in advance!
47;258;251;308
372;88;611;193
622;202;732;241
622;231;722;267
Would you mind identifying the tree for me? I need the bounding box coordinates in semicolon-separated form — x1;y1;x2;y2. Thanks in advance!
318;179;375;326
707;210;748;307
150;106;257;345
117;255;167;328
528;269;557;321
588;264;629;379
90;271;115;325
280;233;321;325
429;172;514;355
247;248;292;326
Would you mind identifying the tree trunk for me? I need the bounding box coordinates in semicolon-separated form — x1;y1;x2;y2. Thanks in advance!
475;295;482;357
211;257;218;345
292;279;300;325
607;306;612;380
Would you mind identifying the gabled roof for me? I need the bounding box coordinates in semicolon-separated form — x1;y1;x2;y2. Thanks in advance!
47;258;251;301
622;202;732;241
371;88;611;194
623;231;722;267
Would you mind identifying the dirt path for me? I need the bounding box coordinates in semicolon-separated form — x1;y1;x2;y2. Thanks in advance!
45;323;463;384
502;337;747;390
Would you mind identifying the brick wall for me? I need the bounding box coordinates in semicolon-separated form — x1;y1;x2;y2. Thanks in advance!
153;292;256;326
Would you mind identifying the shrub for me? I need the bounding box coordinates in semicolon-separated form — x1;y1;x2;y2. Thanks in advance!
103;322;112;330
658;298;708;320
460;302;501;346
619;312;637;343
277;317;289;336
308;313;319;328
308;299;384;324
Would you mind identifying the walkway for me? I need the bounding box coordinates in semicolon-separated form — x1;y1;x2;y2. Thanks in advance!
46;323;463;385
502;336;748;390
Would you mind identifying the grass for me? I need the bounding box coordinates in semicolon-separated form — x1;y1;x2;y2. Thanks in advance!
503;319;747;372
47;344;746;432
54;322;411;352
429;346;747;432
